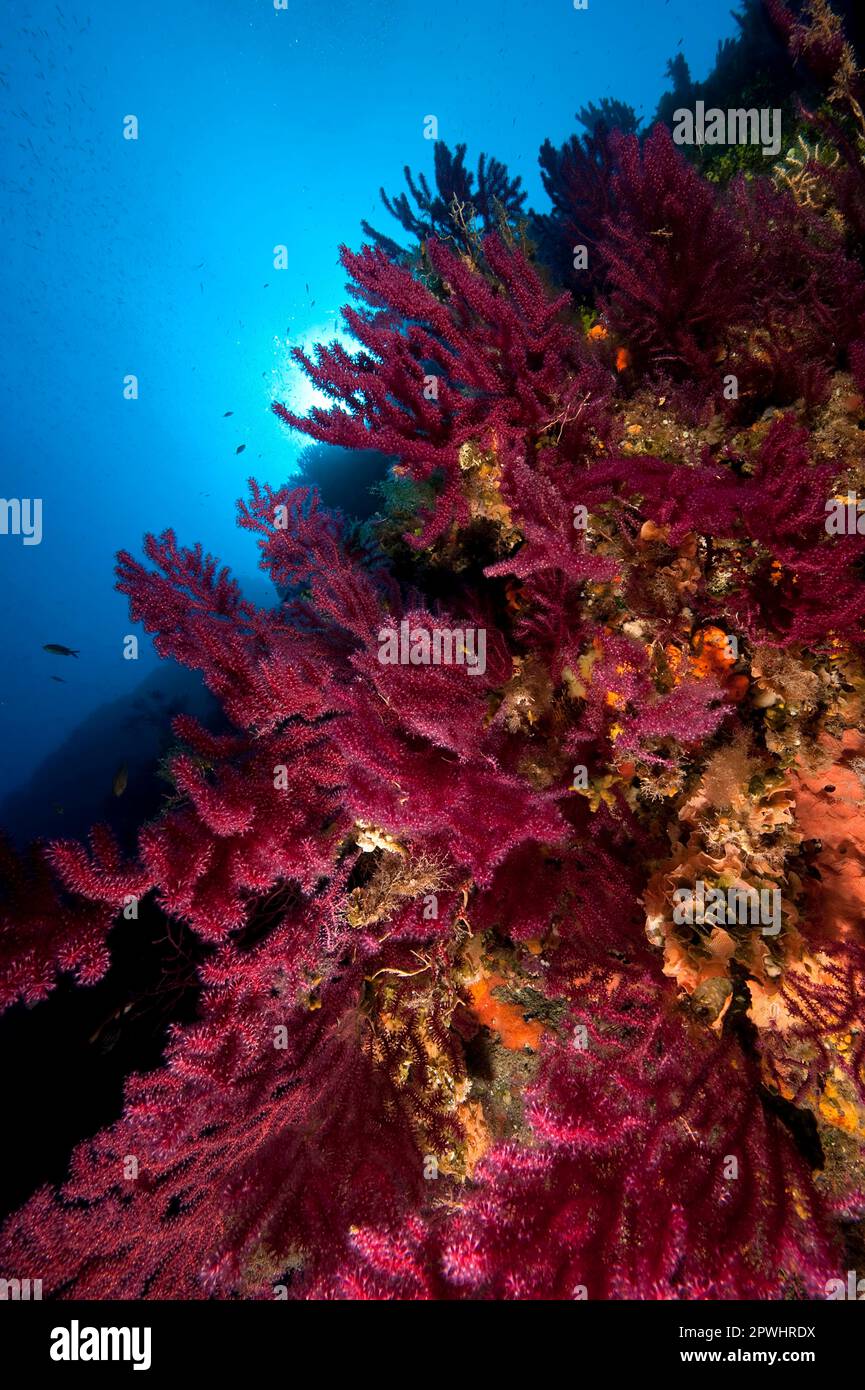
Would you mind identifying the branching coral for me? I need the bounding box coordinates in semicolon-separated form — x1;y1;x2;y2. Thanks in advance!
362;141;527;259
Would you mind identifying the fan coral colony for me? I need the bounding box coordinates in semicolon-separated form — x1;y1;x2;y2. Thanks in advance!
3;0;865;1301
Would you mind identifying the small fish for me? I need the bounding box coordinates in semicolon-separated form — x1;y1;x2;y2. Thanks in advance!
223;410;233;417
113;763;128;797
50;675;66;683
89;1002;133;1051
236;444;246;454
43;643;79;657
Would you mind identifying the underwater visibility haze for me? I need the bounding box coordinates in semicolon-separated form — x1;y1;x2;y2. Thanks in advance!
2;0;865;1325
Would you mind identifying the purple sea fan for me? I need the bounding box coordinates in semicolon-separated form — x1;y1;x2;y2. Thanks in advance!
483;447;620;588
753;939;865;1117
434;1024;837;1298
6;59;865;1304
449;946;840;1299
333;689;567;887
764;0;860;90
730;177;865;406
0;928;427;1299
727;414;865;644
566;631;730;769
596;125;751;378
313;965;840;1300
535;120;622;292
272;234;606;546
579;417;865;646
350;607;509;759
0;835;117;1010
362;140;527;256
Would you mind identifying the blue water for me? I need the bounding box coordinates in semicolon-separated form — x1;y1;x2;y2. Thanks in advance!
0;0;738;838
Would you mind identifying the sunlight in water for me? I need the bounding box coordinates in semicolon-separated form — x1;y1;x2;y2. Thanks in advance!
269;320;359;422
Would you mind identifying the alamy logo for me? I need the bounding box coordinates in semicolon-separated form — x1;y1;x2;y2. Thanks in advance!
0;1276;41;1299
825;1269;865;1299
673;881;781;936
825;492;865;535
672;102;782;158
49;1320;152;1371
0;497;42;546
378;619;486;676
